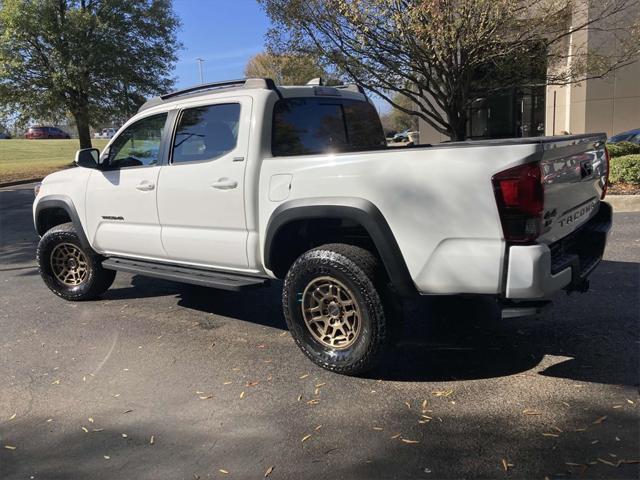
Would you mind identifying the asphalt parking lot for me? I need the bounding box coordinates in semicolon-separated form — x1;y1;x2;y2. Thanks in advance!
1;183;638;480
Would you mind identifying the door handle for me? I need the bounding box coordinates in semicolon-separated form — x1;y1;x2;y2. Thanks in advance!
211;177;238;190
136;181;155;191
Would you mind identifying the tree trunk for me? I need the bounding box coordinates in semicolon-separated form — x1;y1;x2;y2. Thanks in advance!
73;104;92;149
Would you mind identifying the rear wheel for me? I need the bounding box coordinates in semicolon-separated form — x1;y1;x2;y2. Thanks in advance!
283;243;395;376
37;223;115;301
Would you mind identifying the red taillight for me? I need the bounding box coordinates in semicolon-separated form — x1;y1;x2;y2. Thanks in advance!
602;146;610;199
492;163;544;243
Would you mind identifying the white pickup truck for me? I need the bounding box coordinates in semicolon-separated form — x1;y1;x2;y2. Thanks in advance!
33;78;612;375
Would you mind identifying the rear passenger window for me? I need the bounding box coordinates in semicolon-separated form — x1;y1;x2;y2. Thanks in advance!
172;103;240;164
272;97;386;156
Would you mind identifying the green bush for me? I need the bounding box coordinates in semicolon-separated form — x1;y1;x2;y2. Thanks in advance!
609;154;640;184
606;141;640;158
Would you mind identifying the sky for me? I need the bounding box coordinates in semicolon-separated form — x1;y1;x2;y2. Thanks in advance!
171;0;389;113
172;0;268;88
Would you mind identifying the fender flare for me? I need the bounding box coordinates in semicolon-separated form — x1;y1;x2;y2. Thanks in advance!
264;197;416;296
35;195;91;250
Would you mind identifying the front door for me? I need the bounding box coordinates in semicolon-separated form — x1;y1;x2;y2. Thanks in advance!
157;97;251;269
85;112;169;259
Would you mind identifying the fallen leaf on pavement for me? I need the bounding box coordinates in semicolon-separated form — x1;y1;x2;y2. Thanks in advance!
219;469;229;474
522;409;542;415
4;445;16;450
373;426;383;431
432;389;453;397
299;374;309;379
542;433;559;437
314;425;322;431
404;401;411;409
264;465;274;477
597;458;618;467
592;416;607;424
93;428;104;432
104;455;110;460
81;426;89;433
302;434;312;443
390;433;401;439
51;380;60;385
150;435;155;445
240;391;245;399
199;395;213;400
401;438;419;444
88;417;94;423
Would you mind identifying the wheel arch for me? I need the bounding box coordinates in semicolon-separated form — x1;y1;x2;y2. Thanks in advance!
264;197;416;296
35;195;91;250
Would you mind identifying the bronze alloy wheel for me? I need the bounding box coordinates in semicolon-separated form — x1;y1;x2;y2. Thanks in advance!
50;242;89;286
301;276;361;349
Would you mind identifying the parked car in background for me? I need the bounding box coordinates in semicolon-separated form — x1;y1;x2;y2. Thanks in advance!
0;131;11;139
608;128;640;144
94;128;117;139
392;129;411;142
25;126;71;139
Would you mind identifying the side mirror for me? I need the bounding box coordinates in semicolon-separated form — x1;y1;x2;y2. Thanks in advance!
75;148;101;169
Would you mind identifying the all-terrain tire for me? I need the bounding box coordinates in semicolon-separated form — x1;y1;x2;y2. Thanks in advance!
283;243;395;376
37;222;115;301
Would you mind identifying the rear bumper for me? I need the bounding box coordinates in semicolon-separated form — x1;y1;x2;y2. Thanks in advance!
505;202;612;299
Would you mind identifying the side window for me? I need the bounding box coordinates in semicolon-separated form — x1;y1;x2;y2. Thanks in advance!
172;103;241;164
108;113;167;169
272;99;347;156
272;98;386;156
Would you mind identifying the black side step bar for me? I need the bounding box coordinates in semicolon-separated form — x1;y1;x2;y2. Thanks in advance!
102;257;269;292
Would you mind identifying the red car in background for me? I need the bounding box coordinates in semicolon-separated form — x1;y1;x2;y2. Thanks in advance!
25;126;71;139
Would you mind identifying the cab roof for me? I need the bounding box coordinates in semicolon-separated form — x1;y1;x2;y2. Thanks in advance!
138;78;368;113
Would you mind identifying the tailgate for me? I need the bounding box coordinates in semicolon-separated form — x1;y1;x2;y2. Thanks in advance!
538;134;608;244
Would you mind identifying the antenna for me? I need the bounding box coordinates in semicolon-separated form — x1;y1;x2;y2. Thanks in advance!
196;58;205;84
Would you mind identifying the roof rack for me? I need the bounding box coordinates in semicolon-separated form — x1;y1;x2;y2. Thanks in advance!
138;78;281;112
305;77;366;94
160;78;278;100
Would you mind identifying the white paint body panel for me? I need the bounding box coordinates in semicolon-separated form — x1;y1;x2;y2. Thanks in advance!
85;166;165;258
156;96;253;268
257;143;537;294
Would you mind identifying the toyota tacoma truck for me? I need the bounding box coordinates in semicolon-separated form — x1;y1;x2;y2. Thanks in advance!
33;78;612;375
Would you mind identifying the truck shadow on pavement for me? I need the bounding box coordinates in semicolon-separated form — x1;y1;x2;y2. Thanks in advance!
104;260;639;389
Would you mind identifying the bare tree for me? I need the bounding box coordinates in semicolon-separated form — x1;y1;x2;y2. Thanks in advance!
260;0;640;140
244;52;327;85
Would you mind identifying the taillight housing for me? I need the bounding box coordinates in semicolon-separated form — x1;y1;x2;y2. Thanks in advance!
492;162;544;243
601;146;610;199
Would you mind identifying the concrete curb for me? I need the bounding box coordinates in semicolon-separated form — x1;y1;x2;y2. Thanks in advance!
0;178;42;188
606;195;640;212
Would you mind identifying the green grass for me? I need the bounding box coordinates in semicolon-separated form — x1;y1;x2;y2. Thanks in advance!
0;139;109;184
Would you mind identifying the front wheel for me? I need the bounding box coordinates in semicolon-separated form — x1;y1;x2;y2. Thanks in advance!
37;223;115;301
282;243;394;376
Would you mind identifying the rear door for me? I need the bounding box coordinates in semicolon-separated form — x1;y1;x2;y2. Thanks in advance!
157;97;251;269
539;134;608;244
